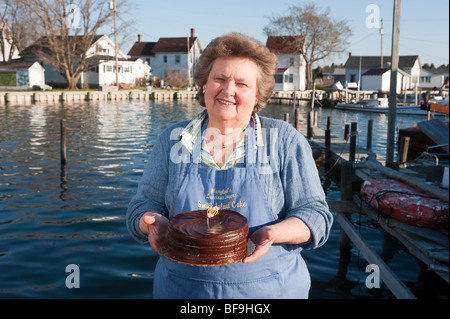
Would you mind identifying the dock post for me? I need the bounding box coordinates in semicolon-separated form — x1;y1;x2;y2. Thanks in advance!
339;161;353;253
295;108;300;132
284;113;289;125
398;136;410;166
307;111;313;139
366;119;373;151
325;116;332;170
349;122;357;164
60;119;67;165
344;124;350;141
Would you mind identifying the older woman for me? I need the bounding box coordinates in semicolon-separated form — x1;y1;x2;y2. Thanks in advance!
126;32;333;299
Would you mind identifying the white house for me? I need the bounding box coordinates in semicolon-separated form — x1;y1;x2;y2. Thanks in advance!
419;68;449;89
0;60;45;89
129;29;201;87
344;55;421;91
21;34;151;88
361;68;409;93
266;36;306;91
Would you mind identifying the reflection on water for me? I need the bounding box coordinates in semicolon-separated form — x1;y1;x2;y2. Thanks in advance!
0;100;447;299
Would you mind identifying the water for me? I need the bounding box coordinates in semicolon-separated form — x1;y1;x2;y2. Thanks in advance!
0;100;447;299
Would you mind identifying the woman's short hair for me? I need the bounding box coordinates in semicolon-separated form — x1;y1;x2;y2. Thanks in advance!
193;32;277;113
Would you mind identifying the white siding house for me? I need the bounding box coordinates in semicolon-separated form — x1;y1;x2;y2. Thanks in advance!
344;55;421;91
0;60;45;89
266;36;306;91
361;68;408;93
20;34;150;88
129;29;201;87
419;68;449;89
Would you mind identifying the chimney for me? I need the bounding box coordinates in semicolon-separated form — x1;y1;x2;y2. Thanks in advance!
190;28;195;38
349;52;352;57
138;34;143;43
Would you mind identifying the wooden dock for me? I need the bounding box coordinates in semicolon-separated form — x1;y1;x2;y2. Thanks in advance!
294;111;449;299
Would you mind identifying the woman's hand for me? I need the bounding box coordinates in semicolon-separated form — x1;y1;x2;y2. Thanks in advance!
242;226;275;264
242;217;311;264
139;212;169;254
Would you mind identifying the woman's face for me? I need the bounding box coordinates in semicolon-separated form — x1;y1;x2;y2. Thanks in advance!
203;57;258;130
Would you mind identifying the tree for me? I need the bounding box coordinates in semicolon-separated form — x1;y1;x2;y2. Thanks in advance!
1;0;40;61
22;0;131;89
264;3;352;89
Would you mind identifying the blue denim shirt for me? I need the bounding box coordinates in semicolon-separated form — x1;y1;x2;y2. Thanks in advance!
126;116;333;250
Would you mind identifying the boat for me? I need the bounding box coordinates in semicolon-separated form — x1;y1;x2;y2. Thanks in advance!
360;178;449;228
335;98;443;116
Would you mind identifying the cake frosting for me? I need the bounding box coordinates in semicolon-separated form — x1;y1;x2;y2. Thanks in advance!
164;209;248;266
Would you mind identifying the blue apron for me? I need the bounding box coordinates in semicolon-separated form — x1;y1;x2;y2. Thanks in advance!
154;119;310;299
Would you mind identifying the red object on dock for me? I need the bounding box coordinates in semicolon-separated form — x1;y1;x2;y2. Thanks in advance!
360;179;449;228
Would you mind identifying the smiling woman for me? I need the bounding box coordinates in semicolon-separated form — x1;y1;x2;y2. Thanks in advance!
126;32;333;299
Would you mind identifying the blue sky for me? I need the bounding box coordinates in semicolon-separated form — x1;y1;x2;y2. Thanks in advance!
126;0;449;67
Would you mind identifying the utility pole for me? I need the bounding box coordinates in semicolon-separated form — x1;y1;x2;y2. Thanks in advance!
386;0;401;167
112;0;119;88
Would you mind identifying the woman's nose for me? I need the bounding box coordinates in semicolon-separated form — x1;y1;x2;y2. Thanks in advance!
221;81;236;96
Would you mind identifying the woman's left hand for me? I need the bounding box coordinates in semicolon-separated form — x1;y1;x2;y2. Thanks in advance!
242;226;275;263
242;217;312;264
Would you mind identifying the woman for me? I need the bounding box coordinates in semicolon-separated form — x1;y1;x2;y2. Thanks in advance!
126;32;333;298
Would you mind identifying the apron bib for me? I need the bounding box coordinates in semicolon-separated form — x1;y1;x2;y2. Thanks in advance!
154;119;310;299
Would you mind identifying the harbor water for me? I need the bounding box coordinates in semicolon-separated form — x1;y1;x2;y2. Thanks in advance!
0;100;448;299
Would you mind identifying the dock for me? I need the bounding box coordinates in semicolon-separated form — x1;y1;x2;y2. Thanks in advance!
291;109;449;299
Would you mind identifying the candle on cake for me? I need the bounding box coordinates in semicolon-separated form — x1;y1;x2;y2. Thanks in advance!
206;205;220;229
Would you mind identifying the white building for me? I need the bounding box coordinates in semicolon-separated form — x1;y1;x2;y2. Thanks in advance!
344;55;421;91
419;68;449;89
21;34;150;88
0;60;45;89
128;29;201;87
361;68;410;93
266;36;306;91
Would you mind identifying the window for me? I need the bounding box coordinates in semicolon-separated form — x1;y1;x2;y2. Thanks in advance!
289;57;294;66
175;55;180;64
274;74;283;83
163;56;167;63
284;74;294;83
420;76;431;83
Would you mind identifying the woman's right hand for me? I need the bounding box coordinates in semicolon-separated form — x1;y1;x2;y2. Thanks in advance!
139;212;169;254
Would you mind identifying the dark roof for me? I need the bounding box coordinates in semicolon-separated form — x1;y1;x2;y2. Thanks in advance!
266;36;305;54
20;35;104;56
322;67;345;75
152;37;197;53
363;68;390;76
344;55;420;69
127;41;157;56
0;59;40;71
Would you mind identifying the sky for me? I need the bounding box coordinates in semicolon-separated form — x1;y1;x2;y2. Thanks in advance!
124;0;449;68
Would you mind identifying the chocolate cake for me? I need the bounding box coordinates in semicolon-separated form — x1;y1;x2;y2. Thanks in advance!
164;209;248;266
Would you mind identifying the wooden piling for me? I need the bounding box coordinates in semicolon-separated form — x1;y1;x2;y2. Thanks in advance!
366;119;373;151
325;116;332;170
344;124;350;141
339;161;353;252
284;113;289;124
398;136;410;165
307;111;313;139
295;108;300;132
349;122;357;164
60;119;66;165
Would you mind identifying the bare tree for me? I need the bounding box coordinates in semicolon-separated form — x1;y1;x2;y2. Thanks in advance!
22;0;130;89
1;0;40;61
264;3;352;89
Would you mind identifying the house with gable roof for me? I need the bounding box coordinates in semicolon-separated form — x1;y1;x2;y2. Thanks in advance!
20;34;150;88
344;54;421;92
128;29;201;87
265;36;306;91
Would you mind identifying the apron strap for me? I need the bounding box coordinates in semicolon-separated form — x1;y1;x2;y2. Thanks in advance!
191;116;257;167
